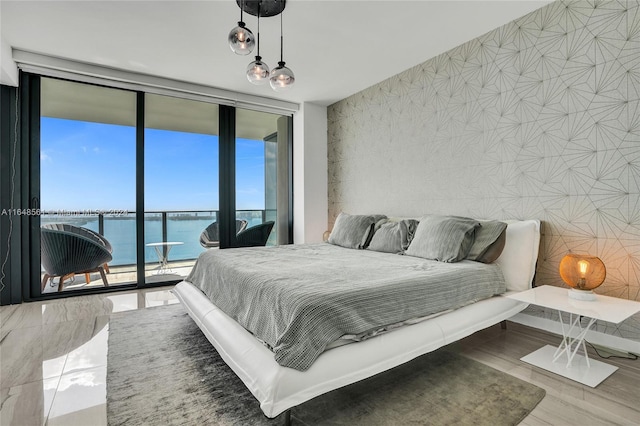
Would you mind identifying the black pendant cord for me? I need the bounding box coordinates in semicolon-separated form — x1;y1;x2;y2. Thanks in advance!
240;0;244;22
279;11;284;64
256;4;261;58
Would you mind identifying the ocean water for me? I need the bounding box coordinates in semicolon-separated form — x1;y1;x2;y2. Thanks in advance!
41;212;266;266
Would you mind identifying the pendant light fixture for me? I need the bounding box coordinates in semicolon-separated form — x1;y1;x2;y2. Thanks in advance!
228;0;294;91
269;10;295;91
228;0;255;55
246;4;269;85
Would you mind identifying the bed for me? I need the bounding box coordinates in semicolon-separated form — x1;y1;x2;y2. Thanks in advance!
173;218;540;419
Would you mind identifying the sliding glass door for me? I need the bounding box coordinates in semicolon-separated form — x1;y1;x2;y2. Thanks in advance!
144;94;218;284
235;109;291;246
39;77;137;294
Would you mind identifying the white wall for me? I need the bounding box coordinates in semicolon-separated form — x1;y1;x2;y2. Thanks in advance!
293;102;327;244
0;38;19;87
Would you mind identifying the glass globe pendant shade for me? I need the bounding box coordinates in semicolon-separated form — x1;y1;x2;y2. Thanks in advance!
247;57;270;85
228;22;255;55
269;61;295;91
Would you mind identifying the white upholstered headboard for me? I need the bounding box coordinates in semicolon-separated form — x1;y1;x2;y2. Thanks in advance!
494;220;541;292
379;216;541;292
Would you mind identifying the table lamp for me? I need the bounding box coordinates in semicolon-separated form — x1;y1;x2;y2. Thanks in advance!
559;254;606;301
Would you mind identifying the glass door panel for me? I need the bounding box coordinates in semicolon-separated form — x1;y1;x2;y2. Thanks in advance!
144;94;219;283
235;109;289;247
39;77;137;294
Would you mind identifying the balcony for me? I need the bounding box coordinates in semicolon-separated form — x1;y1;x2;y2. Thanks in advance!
40;209;272;294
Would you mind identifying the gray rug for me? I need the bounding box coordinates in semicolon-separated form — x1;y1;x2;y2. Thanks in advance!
107;304;545;426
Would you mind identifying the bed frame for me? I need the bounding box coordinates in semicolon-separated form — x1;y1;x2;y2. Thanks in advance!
172;219;541;422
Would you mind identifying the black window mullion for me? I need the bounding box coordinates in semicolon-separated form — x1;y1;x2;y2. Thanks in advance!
218;105;236;249
18;73;42;301
136;92;146;285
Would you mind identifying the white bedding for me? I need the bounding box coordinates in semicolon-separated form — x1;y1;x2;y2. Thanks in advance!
173;219;541;418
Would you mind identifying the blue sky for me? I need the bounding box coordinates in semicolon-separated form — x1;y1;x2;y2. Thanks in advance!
40;118;266;211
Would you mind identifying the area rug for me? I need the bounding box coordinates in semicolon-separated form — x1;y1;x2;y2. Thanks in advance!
107;304;545;425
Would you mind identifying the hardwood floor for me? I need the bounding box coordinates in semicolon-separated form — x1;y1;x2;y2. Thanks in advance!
449;322;640;425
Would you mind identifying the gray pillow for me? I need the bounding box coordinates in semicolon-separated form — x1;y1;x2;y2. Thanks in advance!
467;220;508;263
406;215;480;262
366;214;390;247
368;219;419;254
328;213;376;249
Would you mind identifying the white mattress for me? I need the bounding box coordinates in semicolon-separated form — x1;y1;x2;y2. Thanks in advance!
173;280;528;418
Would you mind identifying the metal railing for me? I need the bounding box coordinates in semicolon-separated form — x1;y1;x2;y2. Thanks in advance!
143;209;268;245
40;209;270;267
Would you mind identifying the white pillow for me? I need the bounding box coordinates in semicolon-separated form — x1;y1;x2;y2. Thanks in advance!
494;220;541;292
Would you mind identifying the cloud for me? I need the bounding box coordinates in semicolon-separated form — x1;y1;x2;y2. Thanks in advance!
41;152;53;163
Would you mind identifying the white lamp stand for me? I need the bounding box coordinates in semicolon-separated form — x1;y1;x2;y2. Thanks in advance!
568;288;597;301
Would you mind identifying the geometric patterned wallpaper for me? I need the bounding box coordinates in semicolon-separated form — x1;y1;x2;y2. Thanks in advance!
327;0;640;340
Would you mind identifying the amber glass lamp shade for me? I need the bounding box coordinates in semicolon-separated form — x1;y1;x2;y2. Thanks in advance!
559;254;606;301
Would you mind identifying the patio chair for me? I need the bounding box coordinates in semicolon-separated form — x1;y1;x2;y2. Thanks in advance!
236;221;275;247
41;225;113;292
42;223;113;273
199;219;248;248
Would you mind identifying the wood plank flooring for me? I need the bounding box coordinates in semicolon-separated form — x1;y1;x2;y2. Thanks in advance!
449;321;640;425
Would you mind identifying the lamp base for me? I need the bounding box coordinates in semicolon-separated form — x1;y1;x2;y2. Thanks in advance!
568;288;597;301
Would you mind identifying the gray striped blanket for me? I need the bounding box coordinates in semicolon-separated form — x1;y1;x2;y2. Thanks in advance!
186;243;505;371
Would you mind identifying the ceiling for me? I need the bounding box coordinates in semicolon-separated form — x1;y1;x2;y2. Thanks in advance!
1;1;551;107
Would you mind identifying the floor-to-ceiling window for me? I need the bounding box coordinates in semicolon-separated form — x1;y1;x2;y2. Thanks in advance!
144;94;219;284
235;108;291;246
28;74;292;298
39;77;137;294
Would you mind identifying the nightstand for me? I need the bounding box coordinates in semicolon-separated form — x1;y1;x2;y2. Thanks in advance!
507;285;640;387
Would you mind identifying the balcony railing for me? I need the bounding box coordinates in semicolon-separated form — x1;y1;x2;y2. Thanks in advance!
40;209;272;267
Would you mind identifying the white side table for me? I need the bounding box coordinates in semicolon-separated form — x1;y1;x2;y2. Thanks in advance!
146;241;183;274
507;285;640;387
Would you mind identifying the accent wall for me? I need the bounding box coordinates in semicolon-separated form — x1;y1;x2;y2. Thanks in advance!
327;0;640;340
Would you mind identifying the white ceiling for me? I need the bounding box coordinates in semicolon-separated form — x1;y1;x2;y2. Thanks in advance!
1;0;551;107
